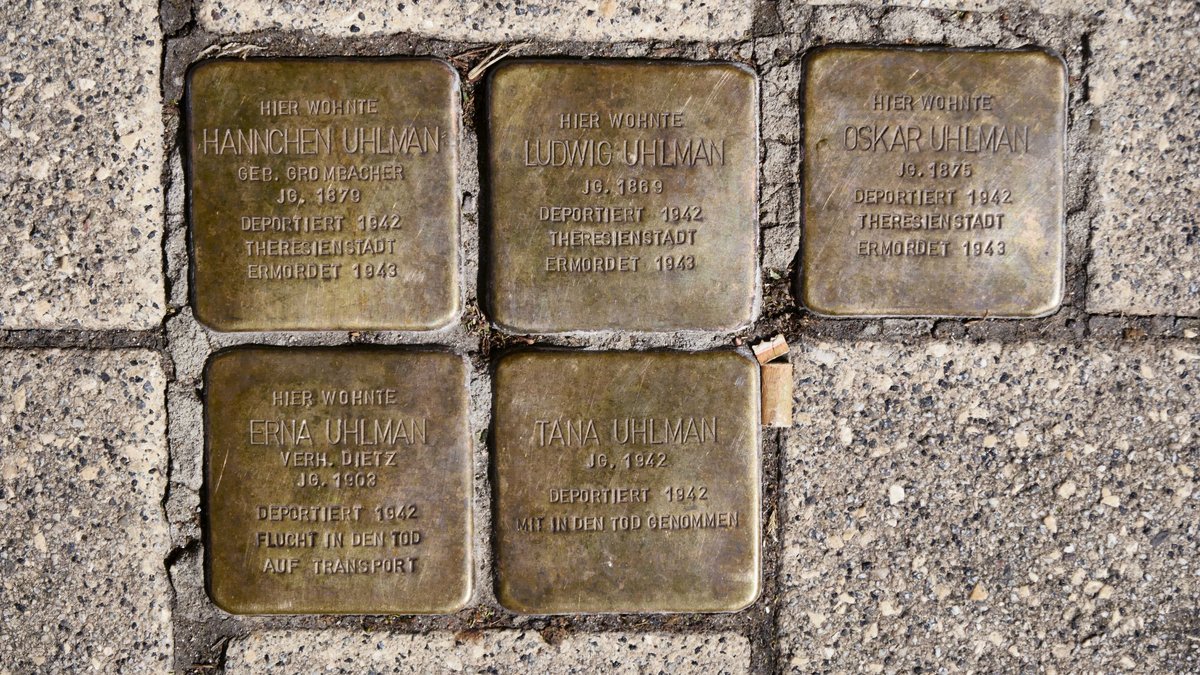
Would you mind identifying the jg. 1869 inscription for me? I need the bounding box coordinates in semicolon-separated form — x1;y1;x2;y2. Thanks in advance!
486;61;758;333
205;348;472;614
187;59;461;330
800;48;1066;317
493;351;761;613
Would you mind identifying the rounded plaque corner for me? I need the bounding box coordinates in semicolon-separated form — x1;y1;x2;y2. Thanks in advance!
1024;288;1065;319
205;580;248;617
494;583;543;616
723;580;763;614
797;283;843;318
185;58;226;89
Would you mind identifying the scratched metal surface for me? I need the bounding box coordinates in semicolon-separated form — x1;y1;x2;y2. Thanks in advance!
799;48;1066;318
492;350;761;614
204;347;473;614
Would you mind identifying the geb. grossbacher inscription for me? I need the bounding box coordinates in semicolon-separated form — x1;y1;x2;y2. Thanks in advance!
493;351;761;613
204;348;472;614
187;59;461;331
800;48;1066;317
486;60;758;333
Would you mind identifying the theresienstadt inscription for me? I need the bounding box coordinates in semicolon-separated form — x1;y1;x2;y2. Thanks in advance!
800;48;1067;317
486;61;758;332
187;59;461;330
205;348;472;614
493;351;761;613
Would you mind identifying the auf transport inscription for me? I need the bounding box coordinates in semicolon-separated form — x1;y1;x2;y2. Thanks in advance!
492;351;761;613
486;60;758;333
800;48;1067;317
187;59;461;331
205;348;472;614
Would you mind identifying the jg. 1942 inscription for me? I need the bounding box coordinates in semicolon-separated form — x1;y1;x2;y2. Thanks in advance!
205;348;472;614
486;61;758;333
187;59;461;330
493;351;761;613
800;48;1066;317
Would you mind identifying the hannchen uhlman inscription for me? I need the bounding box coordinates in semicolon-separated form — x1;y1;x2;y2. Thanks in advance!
800;48;1067;317
188;59;461;330
493;351;761;613
486;61;758;333
205;348;472;614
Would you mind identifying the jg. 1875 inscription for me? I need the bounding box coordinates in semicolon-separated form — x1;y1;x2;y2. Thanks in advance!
800;48;1066;317
187;59;461;330
486;61;758;333
205;348;472;614
493;351;761;613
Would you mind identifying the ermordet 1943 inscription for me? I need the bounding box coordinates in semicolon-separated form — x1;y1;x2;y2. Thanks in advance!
187;59;461;331
493;351;761;613
486;61;759;333
205;348;472;614
800;48;1067;317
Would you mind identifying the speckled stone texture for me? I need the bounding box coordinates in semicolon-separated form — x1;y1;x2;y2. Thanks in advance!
197;0;754;41
225;630;751;673
1088;1;1200;316
0;1;164;328
780;341;1200;672
0;350;170;671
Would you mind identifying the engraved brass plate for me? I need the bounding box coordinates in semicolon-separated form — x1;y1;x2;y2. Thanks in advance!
800;48;1066;317
486;61;758;333
187;59;461;331
493;351;761;613
205;348;472;614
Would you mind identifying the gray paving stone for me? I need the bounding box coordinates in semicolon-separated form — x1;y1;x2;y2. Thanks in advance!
225;629;750;674
198;0;754;41
781;341;1200;672
0;350;170;672
0;1;164;328
1088;1;1200;316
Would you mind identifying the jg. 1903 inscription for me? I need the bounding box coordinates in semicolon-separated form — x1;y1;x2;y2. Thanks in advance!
205;348;472;614
800;48;1067;317
486;61;758;333
493;351;761;613
187;59;461;330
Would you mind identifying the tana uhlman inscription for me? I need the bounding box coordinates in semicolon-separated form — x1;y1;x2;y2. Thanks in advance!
800;48;1066;317
205;348;472;614
486;60;758;333
187;59;461;331
493;351;761;613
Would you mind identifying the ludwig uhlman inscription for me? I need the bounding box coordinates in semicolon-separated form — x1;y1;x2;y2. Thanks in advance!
800;48;1066;317
486;61;758;333
205;348;472;614
187;59;461;330
493;351;761;613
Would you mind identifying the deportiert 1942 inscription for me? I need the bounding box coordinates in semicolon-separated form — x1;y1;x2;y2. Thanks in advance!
493;351;761;613
188;59;461;330
486;61;758;333
800;48;1066;317
205;348;472;614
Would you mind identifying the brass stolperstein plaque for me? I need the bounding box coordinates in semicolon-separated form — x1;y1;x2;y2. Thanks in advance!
800;48;1066;317
486;60;758;333
493;351;761;613
187;59;461;331
205;348;472;614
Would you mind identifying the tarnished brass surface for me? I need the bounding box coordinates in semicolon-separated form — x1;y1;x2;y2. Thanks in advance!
187;59;461;331
486;61;758;333
493;351;761;613
800;48;1066;317
205;348;472;614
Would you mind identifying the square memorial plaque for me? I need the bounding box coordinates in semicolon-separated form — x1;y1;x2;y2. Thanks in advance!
205;348;472;614
493;351;761;613
800;48;1066;317
486;60;758;333
187;59;461;331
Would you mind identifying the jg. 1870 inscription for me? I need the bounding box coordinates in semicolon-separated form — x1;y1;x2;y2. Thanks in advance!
486;61;758;333
493;351;761;613
187;59;461;330
800;48;1067;317
205;348;472;614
